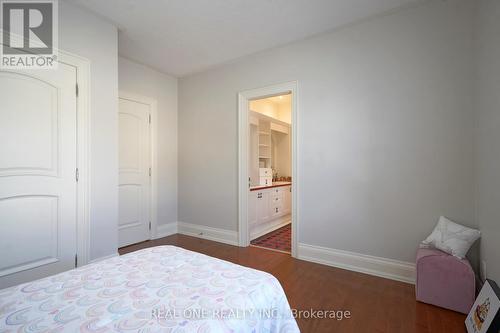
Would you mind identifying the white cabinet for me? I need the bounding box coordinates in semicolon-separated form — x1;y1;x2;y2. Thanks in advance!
259;177;272;186
256;190;270;223
283;186;291;214
259;168;272;176
270;187;283;218
271;122;289;134
248;111;290;184
249;185;291;240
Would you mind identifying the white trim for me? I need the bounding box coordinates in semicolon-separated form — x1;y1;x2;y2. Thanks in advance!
298;243;416;284
88;252;119;264
118;91;158;242
238;81;299;257
155;223;178;238
177;222;238;246
250;218;291;241
58;51;91;267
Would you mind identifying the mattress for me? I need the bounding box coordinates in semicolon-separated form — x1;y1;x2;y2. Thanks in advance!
0;246;299;332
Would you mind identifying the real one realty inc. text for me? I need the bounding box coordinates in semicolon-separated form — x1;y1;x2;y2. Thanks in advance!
152;307;352;321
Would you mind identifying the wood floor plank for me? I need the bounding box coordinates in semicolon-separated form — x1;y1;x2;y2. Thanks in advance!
118;234;467;333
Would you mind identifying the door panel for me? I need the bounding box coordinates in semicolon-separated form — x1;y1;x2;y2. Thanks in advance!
119;184;141;228
0;75;58;176
118;98;151;247
0;195;58;276
0;64;77;289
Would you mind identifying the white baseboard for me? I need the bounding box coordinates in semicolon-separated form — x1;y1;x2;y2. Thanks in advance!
88;252;119;264
298;243;415;284
155;222;178;239
148;222;416;284
177;221;238;246
250;217;290;240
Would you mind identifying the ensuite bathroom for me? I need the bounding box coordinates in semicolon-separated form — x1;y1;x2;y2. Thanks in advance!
248;93;292;253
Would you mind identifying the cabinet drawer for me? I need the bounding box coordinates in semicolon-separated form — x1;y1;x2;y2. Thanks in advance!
271;194;282;204
271;200;283;209
259;177;272;186
259;168;272;177
271;187;283;197
271;203;283;217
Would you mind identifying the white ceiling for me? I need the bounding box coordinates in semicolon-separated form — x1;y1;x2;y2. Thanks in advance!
267;94;291;106
66;0;419;77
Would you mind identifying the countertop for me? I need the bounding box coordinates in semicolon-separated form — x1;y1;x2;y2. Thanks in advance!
249;181;292;191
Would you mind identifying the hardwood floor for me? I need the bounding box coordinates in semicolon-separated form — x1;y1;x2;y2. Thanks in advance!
119;234;467;333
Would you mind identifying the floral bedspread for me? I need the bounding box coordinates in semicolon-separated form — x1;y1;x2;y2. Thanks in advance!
0;245;299;332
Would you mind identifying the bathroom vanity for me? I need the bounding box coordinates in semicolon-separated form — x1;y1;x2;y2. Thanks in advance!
249;182;291;240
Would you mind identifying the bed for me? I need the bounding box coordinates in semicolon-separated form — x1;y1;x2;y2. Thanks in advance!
0;246;299;332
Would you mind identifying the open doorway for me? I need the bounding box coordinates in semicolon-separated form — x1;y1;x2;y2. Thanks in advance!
238;82;298;257
248;94;292;253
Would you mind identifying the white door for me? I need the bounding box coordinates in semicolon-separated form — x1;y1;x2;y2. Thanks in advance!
118;97;151;247
0;64;78;289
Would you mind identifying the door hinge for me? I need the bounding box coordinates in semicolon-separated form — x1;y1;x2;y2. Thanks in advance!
75;168;79;182
149;221;151;230
76;84;79;97
74;254;78;268
149;114;151;124
149;167;152;177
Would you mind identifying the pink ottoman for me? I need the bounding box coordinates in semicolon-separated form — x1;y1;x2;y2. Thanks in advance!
416;248;475;314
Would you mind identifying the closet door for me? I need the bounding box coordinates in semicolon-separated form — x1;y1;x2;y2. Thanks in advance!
118;97;151;247
0;64;78;288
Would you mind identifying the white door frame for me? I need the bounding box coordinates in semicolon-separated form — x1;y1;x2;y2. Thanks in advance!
118;92;158;240
60;51;91;267
238;81;299;257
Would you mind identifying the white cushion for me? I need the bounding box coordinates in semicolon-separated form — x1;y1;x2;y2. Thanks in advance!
421;216;480;259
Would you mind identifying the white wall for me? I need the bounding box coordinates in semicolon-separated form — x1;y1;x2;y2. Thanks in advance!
59;2;119;261
277;98;292;124
250;99;279;119
249;96;291;124
118;57;178;226
178;0;476;263
476;0;500;283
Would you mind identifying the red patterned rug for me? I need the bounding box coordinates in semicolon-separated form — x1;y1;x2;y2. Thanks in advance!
250;224;291;253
